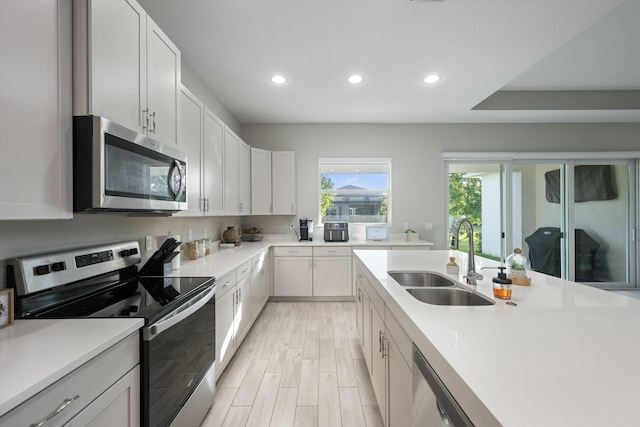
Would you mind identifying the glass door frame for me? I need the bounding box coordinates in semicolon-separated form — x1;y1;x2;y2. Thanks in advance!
444;152;639;289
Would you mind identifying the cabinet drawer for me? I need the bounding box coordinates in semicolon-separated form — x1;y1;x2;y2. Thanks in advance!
313;246;352;257
391;246;430;250
216;270;237;298
1;333;139;427
237;259;252;280
273;246;313;257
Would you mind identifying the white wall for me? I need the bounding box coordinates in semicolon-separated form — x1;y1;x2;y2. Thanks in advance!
181;60;241;135
241;123;640;249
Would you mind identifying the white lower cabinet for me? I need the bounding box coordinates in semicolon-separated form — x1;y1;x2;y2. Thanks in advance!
215;255;270;379
251;249;271;317
273;246;352;297
273;255;313;296
0;333;140;427
356;258;412;427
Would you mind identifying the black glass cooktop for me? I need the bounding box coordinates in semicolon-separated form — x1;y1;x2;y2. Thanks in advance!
15;265;214;324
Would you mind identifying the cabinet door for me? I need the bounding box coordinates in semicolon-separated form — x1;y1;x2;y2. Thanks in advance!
145;16;180;145
235;275;253;345
215;287;237;376
272;151;296;215
0;0;72;220
387;333;412;427
273;257;313;296
177;86;203;216
313;257;352;296
238;139;251;215
370;306;387;424
203;108;225;215
252;250;270;315
67;365;140;427
223;129;239;215
86;0;146;134
251;148;272;215
355;273;371;371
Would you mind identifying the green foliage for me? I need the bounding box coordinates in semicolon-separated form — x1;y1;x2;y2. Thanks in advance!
320;175;335;217
449;173;482;225
378;194;388;216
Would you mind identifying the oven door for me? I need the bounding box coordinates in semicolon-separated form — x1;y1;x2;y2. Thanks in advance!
142;284;215;427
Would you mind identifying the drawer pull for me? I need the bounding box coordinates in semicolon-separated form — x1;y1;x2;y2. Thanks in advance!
30;395;80;427
223;281;232;288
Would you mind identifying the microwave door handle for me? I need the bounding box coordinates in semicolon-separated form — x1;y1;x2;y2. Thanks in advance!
167;160;186;201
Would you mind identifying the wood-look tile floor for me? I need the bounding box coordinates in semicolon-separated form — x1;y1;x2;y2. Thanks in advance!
201;301;384;427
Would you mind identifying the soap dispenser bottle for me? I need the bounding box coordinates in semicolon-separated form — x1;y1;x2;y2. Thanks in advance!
492;266;512;300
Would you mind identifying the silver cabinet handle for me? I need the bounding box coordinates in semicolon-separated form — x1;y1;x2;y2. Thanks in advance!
142;108;149;130
222;281;232;288
149;111;156;133
30;395;80;427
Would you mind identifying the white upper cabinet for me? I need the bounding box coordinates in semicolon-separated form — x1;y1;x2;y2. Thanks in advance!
251;148;272;215
224;129;251;216
177;86;204;216
238;139;251;215
177;86;225;216
74;0;181;145
203;108;225;215
250;150;296;216
272;151;296;215
0;0;73;220
224;129;240;215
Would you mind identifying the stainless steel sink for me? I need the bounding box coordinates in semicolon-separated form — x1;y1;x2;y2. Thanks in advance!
406;288;495;306
388;271;456;288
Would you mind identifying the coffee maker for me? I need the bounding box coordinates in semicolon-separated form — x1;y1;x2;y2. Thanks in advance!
299;218;313;241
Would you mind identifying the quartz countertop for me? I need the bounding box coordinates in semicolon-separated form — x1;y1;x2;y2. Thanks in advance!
353;249;640;426
0;318;143;416
170;234;433;279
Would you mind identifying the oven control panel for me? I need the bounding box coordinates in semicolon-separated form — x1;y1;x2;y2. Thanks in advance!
7;241;142;296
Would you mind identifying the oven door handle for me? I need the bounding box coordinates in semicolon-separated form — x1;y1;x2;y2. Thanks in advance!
146;284;215;340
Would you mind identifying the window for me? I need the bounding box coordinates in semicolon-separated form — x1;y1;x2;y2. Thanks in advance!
319;158;391;225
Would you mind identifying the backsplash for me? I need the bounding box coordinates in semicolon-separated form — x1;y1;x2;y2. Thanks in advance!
0;214;242;287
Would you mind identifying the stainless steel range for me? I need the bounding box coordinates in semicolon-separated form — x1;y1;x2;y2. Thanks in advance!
6;240;216;427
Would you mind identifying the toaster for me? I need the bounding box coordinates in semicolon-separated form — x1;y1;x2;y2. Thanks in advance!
324;222;349;242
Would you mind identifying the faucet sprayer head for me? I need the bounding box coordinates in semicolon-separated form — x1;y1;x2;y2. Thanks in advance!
450;235;458;249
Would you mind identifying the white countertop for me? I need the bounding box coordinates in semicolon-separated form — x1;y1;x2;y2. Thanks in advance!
0;318;143;416
354;249;640;427
171;234;433;279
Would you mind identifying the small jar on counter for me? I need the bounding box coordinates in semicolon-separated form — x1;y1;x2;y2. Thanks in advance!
204;238;212;255
186;241;199;260
197;240;206;257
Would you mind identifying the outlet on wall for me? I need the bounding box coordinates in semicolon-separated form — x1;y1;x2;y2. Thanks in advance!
145;235;153;251
403;222;409;230
290;223;295;230
188;229;193;241
425;223;433;230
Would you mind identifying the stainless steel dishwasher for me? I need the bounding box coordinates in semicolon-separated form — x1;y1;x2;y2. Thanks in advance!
413;344;474;426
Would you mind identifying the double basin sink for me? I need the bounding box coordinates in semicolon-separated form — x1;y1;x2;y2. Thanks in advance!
388;271;495;306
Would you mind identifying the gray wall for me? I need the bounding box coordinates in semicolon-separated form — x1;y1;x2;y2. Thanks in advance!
241;123;640;249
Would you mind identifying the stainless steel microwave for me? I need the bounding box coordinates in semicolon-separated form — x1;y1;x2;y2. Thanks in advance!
73;116;187;213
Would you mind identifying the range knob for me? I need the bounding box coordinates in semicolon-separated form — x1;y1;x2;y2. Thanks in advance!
51;262;66;272
34;264;51;276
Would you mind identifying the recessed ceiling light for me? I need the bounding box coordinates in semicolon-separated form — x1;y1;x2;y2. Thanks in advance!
347;75;364;84
271;75;287;85
423;74;441;84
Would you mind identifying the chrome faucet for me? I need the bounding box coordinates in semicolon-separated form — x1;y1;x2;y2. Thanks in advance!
450;218;483;285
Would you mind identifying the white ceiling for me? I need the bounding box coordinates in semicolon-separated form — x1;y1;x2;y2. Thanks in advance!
138;0;640;124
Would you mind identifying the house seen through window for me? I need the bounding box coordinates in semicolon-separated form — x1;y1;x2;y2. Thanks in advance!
319;158;391;225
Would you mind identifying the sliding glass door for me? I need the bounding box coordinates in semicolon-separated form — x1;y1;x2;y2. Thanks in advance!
446;155;638;289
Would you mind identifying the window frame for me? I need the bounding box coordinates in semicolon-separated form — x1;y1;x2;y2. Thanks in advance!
318;157;392;226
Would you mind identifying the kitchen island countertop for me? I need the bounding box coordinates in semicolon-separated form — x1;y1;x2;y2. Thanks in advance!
354;249;640;426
